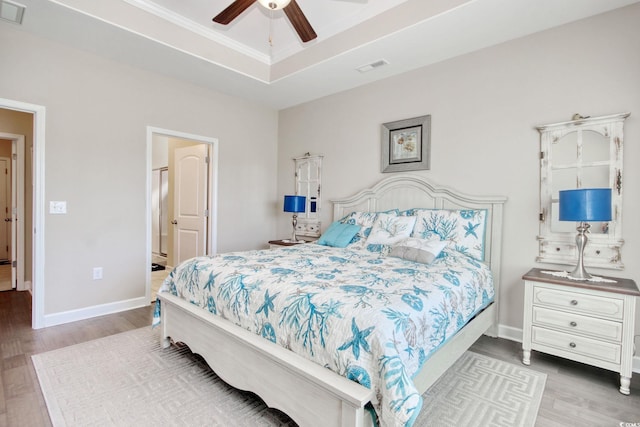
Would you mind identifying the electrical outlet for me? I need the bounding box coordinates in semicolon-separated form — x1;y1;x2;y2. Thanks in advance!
92;267;103;280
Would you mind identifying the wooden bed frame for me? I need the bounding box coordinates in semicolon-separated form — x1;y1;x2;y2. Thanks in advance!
158;174;506;427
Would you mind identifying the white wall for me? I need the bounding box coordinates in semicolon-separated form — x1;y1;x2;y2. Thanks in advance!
278;4;640;335
0;24;279;318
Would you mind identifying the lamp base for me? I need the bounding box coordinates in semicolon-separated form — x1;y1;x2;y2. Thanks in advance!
566;266;593;281
567;222;592;281
291;214;299;243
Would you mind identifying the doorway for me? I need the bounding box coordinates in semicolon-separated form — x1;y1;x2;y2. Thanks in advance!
0;154;12;292
0;132;27;295
146;127;218;302
0;98;45;329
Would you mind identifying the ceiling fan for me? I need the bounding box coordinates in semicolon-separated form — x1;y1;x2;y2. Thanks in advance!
213;0;317;43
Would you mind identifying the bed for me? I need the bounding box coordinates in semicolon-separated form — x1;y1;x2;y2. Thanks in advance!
154;174;506;427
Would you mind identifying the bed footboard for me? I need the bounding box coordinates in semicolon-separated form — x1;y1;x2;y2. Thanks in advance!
158;293;375;427
412;303;496;392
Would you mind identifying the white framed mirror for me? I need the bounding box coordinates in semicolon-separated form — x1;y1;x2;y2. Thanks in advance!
294;153;322;238
536;112;628;270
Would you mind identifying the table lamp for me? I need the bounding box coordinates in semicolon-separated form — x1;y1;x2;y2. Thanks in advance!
283;195;306;243
558;188;611;280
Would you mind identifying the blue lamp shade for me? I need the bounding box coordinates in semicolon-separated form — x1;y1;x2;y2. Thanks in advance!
559;188;612;222
283;195;306;213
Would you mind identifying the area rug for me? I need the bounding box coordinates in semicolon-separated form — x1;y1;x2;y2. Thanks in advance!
32;328;546;427
415;351;546;427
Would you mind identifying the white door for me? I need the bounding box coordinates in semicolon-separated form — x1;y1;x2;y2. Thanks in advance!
12;139;24;291
0;157;10;262
173;144;208;264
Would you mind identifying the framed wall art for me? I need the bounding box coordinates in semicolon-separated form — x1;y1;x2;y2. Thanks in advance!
381;114;431;173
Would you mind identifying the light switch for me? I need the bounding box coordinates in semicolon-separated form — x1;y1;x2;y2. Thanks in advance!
49;201;67;214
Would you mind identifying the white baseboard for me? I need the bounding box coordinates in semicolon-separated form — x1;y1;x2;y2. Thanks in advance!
497;324;522;343
43;296;149;328
496;323;640;374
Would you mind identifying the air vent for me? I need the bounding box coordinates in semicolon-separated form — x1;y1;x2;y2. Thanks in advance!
356;59;389;73
0;0;25;25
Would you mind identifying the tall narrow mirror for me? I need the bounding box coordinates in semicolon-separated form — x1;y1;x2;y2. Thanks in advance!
294;153;322;238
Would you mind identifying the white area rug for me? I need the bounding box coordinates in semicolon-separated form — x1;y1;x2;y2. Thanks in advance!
32;328;546;427
416;351;546;427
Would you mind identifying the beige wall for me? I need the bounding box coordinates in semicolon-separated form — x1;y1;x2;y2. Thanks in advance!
278;4;640;335
0;139;11;157
0;24;279;316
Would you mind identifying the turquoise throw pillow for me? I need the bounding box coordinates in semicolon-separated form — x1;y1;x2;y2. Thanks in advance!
318;222;361;247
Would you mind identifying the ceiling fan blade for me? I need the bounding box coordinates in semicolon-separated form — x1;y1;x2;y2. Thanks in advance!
213;0;256;25
283;0;317;43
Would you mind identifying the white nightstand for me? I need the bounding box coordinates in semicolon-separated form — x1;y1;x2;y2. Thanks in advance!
522;268;639;394
268;239;305;250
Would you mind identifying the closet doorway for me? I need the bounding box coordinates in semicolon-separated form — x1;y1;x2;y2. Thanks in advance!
147;127;219;302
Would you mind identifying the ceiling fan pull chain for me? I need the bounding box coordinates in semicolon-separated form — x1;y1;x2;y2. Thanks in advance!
268;9;273;47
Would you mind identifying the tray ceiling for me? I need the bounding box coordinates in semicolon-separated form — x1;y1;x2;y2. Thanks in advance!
7;0;640;108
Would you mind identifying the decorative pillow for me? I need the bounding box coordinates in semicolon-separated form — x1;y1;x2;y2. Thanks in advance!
339;210;399;250
366;215;417;245
317;222;361;248
389;238;448;265
407;209;488;261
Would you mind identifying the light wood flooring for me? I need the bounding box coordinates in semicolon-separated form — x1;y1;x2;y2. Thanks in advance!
0;291;152;427
151;269;170;302
0;290;638;427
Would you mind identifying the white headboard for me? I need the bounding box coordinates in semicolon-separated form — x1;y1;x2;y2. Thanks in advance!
332;174;507;312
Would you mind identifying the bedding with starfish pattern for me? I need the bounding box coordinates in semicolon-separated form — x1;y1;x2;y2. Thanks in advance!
153;243;493;427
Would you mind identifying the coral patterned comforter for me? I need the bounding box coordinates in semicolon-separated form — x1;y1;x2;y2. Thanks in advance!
153;243;494;427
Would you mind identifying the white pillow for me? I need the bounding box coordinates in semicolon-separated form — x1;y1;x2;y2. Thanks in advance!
366;215;417;245
389;238;448;265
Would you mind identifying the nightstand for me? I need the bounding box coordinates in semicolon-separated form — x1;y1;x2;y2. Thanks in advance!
268;240;305;249
522;268;639;394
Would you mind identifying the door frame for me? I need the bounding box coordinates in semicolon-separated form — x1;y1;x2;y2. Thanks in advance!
0;156;11;263
0;98;46;329
12;140;25;291
0;147;22;291
146;126;218;302
0;139;26;292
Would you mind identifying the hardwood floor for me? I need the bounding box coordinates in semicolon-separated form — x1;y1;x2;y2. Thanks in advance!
0;290;152;427
0;289;638;426
151;269;170;302
0;265;12;292
471;335;640;426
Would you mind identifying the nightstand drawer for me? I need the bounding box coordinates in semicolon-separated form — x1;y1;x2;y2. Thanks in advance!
533;286;624;320
532;306;623;342
531;326;621;364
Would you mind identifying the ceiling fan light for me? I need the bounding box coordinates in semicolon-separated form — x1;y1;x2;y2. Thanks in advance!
257;0;291;10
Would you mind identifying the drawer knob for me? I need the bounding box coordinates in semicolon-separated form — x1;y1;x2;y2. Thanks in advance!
569;342;577;348
570;300;578;306
570;321;577;327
